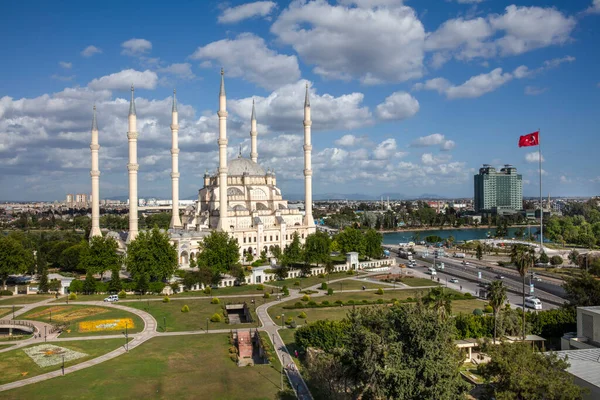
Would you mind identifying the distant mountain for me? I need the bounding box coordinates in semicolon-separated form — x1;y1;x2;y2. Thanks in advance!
415;193;445;199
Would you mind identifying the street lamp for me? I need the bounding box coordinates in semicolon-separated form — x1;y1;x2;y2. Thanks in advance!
206;318;209;333
281;313;284;329
62;355;65;376
122;322;129;352
50;309;52;323
12;305;15;319
44;326;47;342
163;316;167;333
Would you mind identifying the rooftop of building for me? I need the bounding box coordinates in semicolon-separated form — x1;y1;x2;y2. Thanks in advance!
553;348;600;389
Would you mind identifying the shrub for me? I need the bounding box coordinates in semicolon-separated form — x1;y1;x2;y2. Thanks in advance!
282;285;288;291
203;286;212;294
149;281;165;294
282;287;290;296
391;298;397;302
362;299;369;304
294;281;300;286
181;305;190;313
347;300;355;305
118;290;127;299
335;300;344;305
302;294;310;302
376;299;384;304
463;293;472;299
484;305;493;313
256;284;264;290
286;317;294;325
289;320;297;328
347;270;355;275
68;293;77;300
473;308;484;316
376;288;384;295
394;301;401;306
264;292;270;299
318;273;325;278
211;297;220;304
550;255;564;266
320;282;328;290
321;301;330;306
327;288;334;295
307;301;317;307
294;302;303;308
210;313;222;322
163;296;170;303
298;311;307;319
0;290;13;296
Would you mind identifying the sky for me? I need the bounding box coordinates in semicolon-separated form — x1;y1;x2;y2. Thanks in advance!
1;0;599;202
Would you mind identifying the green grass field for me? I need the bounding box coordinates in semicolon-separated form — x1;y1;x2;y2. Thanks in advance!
0;306;22;318
50;293;157;303
19;305;145;338
268;272;355;288
0;295;54;305
3;334;288;400
0;339;125;385
398;277;441;287
124;296;275;332
325;279;384;291
173;284;278;297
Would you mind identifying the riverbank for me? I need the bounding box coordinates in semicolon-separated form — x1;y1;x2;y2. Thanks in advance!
377;224;537;234
382;226;540;245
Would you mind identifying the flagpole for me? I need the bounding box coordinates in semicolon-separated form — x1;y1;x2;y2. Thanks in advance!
538;129;543;256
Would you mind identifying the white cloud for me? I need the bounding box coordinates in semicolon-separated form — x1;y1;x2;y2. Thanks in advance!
525;152;544;163
190;33;300;90
543;55;575;69
121;38;152;56
271;0;425;84
373;138;398;160
411;133;445;147
421;153;452;166
59;61;72;69
560;175;572;184
585;0;600;14
81;45;102;57
335;134;368;147
218;1;277;24
88;69;158;91
441;140;455;151
426;5;576;64
376;91;419;120
156;63;195;80
455;0;484;3
524;86;548;96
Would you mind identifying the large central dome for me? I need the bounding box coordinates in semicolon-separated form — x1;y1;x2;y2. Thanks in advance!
228;157;266;176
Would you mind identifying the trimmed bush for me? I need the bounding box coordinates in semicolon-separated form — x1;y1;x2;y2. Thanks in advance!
163;296;170;303
307;301;317;306
282;285;288;291
68;293;77;300
327;288;334;295
376;288;384;295
320;282;328;290
321;301;330;306
301;294;310;302
550;255;564;266
484;305;493;313
473;308;484;316
346;270;355;275
335;300;343;305
256;284;264;290
0;290;13;296
203;286;212;294
289;320;297;328
406;297;413;302
463;293;472;299
181;305;190;313
362;299;369;304
347;300;355;305
298;311;307;319
376;299;384;304
286;317;294;325
294;281;300;286
318;273;325;278
210;313;222;322
282;287;290;296
118;290;127;299
264;292;271;299
294;302;303;308
211;297;220;304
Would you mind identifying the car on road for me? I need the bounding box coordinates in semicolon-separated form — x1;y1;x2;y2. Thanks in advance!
104;294;119;302
533;276;542;282
495;274;505;280
436;262;445;270
449;278;459;283
462;260;469;266
525;296;542;310
427;267;437;276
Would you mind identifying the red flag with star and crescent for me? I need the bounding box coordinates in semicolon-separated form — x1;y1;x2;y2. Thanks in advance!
518;131;539;147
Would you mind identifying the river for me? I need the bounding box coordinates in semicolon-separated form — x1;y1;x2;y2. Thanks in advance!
382;226;540;245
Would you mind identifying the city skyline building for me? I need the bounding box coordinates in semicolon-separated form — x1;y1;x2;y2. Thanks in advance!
474;164;523;214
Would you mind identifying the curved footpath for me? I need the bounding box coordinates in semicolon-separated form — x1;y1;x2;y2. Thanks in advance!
0;271;413;396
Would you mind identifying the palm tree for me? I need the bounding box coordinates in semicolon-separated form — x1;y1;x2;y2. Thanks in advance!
511;244;535;340
488;280;507;343
422;287;452;321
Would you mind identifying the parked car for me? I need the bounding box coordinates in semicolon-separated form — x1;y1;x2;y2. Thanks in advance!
449;278;459;283
104;294;119;302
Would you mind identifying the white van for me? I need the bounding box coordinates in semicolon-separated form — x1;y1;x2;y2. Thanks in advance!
437;263;445;270
524;296;542;310
104;294;119;302
428;267;437;276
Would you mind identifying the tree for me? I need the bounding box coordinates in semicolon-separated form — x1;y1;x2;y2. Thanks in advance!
538;251;549;264
195;231;239;277
69;279;83;294
108;267;122;293
126;227;179;283
568;250;579;266
488;280;507;343
335;227;365;255
363;229;383;260
511;244;535;339
424;235;443;244
563;272;600;307
478;342;584;400
38;265;49;293
284;232;303;264
0;237;31;288
295;320;349;352
83;271;96;294
304;231;332;266
59;242;86;272
422;287;453;320
136;273;149;294
476;243;483;260
550;255;563;266
78;236;120;278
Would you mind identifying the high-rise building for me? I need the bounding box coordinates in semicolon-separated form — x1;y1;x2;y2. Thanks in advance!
474;164;522;214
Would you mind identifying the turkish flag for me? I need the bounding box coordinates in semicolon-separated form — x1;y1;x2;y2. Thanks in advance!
518;131;539;147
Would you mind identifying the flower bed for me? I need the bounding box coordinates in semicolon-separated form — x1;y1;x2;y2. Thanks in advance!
24;345;87;368
78;318;134;333
27;306;108;323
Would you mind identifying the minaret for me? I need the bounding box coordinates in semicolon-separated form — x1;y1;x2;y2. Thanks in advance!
127;85;139;242
217;69;229;231
170;89;182;229
89;105;102;238
250;99;258;163
303;83;315;227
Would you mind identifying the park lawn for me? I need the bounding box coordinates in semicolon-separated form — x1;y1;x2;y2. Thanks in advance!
0;295;55;305
451;299;488;314
3;334;288;400
50;293;158;303
326;279;385;291
268;271;355;288
0;338;125;385
172;284;281;297
124;296;276;332
0;306;22;318
19;305;145;338
398;277;440;287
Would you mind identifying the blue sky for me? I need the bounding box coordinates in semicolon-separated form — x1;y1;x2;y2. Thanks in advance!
1;0;599;201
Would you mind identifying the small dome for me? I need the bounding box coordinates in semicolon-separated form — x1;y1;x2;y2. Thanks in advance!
228;157;266;176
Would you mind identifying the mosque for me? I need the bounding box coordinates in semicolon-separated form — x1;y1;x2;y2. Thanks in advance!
88;70;316;267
